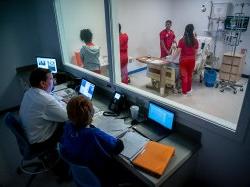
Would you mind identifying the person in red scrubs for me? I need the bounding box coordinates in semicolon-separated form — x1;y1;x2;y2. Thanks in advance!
160;20;176;58
174;24;198;96
119;23;129;84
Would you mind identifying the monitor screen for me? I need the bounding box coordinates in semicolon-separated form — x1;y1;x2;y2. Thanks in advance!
148;103;174;130
114;93;121;100
37;57;57;73
224;16;249;32
79;79;95;100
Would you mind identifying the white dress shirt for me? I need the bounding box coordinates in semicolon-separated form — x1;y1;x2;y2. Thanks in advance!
20;88;68;144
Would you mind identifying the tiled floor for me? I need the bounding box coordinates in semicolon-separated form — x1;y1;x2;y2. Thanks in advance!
129;70;248;125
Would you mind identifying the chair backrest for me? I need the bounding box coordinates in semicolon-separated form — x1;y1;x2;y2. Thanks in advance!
4;112;35;160
74;52;84;67
57;143;101;187
71;164;101;187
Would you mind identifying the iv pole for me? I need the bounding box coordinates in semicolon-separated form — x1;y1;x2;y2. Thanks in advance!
216;2;249;94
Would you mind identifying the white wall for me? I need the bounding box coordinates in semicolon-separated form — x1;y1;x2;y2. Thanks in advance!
56;0;108;60
117;0;172;58
117;0;250;75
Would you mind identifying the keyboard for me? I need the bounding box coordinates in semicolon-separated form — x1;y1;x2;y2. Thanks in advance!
53;83;68;92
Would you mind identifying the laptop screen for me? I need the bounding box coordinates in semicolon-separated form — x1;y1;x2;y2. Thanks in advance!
37;57;57;73
79;79;95;100
148;103;174;130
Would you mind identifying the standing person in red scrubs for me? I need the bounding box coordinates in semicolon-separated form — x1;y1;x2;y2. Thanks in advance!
160;20;176;58
174;24;199;96
119;23;129;84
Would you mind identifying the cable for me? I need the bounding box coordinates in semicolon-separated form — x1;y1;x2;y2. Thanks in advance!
103;111;119;117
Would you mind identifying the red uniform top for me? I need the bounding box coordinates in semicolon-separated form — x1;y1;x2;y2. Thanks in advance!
119;33;128;67
160;29;175;58
178;38;199;62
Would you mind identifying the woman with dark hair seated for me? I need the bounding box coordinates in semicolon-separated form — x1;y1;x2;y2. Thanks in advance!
60;95;124;187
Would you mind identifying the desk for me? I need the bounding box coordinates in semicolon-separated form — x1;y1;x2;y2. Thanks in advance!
54;85;199;187
136;56;175;96
92;94;199;187
114;132;198;187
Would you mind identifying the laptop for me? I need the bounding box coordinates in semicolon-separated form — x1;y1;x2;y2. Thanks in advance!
37;57;57;73
79;79;100;113
133;102;174;141
79;79;95;100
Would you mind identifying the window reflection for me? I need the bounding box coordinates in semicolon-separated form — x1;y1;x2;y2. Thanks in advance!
55;0;109;77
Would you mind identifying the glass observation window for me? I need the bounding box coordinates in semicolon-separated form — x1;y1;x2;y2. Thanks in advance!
54;0;249;132
54;0;110;78
111;0;249;131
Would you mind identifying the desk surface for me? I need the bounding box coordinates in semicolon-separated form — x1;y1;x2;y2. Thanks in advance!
116;132;198;187
54;85;199;187
92;95;199;187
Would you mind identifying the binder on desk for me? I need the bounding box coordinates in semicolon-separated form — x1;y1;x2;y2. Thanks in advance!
132;141;175;177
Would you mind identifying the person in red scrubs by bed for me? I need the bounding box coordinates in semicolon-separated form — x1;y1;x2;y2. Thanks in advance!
119;23;129;84
160;20;176;58
174;24;198;96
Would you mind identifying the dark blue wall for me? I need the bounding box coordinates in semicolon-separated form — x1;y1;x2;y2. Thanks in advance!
0;0;61;110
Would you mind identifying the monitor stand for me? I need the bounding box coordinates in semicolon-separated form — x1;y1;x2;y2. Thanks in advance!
132;120;170;142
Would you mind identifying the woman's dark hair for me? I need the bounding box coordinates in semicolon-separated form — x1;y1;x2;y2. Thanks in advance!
80;29;93;43
67;95;94;130
29;68;51;87
166;20;172;25
184;24;195;47
119;23;121;33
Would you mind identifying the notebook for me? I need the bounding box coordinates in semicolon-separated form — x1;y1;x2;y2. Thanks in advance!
132;141;175;177
120;131;149;159
133;102;174;141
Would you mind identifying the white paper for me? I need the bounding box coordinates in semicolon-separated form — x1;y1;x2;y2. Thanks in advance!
92;116;130;137
120;131;149;160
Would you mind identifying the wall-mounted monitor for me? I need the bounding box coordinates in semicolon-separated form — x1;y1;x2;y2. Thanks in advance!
224;16;249;32
37;57;57;73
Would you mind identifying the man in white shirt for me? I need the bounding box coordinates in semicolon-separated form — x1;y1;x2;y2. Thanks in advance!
20;68;68;151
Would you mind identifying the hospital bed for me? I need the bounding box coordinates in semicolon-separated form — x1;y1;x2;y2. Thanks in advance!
136;36;213;96
193;36;213;82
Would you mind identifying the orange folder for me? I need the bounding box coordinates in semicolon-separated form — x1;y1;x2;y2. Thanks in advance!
132;141;175;177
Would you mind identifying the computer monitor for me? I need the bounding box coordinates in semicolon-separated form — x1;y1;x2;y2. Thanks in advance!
148;102;174;130
224;16;249;32
37;57;57;73
79;79;95;100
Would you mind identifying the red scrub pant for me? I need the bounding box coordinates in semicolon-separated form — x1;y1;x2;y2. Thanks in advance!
180;60;195;94
120;54;129;84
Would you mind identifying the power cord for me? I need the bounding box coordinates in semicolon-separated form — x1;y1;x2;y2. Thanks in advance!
103;111;119;117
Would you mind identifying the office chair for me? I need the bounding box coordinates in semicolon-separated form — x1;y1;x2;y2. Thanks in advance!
57;143;101;187
70;164;101;187
4;112;58;187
